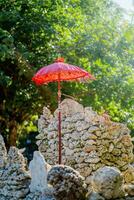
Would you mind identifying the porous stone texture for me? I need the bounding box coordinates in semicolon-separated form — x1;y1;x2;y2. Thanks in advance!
37;98;134;187
92;166;125;199
122;164;134;183
47;165;87;200
0;135;31;200
0;135;7;168
124;184;134;196
25;187;55;200
29;151;48;193
88;194;134;200
88;191;105;200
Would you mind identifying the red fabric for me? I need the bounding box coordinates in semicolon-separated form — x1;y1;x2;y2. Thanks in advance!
32;60;95;85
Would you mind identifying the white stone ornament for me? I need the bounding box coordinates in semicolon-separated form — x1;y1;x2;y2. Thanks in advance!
29;151;48;193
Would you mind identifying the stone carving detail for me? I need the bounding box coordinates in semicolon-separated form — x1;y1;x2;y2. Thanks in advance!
37;99;134;187
47;165;87;200
29;151;48;193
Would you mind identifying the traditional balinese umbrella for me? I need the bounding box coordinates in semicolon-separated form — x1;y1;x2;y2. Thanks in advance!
32;57;95;164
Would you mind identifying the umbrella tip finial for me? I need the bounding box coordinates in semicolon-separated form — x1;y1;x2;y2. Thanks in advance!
54;57;64;63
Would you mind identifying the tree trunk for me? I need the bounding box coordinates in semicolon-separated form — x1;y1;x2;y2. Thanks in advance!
8;119;18;147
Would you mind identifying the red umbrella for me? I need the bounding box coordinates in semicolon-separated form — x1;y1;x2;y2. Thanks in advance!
32;57;95;164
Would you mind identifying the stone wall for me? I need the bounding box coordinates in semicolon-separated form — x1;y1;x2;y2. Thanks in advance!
37;98;134;186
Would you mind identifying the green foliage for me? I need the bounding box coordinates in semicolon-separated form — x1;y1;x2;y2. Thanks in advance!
0;0;134;146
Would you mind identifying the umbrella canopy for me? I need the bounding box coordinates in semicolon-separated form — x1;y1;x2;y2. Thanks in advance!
32;58;95;164
32;58;95;84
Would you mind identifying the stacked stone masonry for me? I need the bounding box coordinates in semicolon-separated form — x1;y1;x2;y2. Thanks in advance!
37;99;134;187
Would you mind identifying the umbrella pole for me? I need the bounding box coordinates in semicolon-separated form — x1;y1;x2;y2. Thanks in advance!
58;80;62;164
